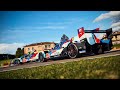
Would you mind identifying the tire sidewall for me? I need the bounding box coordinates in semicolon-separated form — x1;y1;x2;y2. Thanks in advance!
67;43;78;59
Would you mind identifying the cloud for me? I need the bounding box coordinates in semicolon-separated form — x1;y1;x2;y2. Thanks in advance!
3;18;84;33
111;22;120;28
0;43;26;55
5;25;66;33
98;23;105;30
93;11;120;32
39;26;65;29
112;26;120;32
111;21;120;31
93;11;120;23
38;18;84;26
39;22;72;25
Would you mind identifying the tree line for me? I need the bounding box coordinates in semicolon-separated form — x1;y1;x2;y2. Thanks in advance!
15;48;24;58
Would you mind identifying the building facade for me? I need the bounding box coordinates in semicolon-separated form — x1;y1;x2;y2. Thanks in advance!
112;31;120;45
24;42;55;54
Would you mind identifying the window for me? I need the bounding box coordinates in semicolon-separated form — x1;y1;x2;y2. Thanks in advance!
32;47;34;51
45;45;47;49
48;44;50;48
28;48;30;51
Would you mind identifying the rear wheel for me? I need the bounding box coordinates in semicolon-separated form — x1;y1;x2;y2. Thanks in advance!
67;43;78;59
92;44;99;55
92;44;104;54
38;53;44;62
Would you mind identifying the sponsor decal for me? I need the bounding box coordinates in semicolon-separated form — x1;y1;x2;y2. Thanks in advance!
78;27;85;38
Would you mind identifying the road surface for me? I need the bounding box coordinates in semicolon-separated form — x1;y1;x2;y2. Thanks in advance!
0;50;120;72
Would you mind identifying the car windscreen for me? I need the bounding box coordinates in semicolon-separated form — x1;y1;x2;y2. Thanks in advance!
53;44;60;50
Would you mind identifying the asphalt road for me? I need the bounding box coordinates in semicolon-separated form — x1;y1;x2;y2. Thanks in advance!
0;50;120;72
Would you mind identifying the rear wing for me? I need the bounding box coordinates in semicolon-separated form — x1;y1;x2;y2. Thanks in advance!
85;28;113;49
84;28;113;39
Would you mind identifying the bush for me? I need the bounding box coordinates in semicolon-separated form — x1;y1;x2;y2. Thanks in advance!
0;59;11;67
113;44;120;49
3;62;9;66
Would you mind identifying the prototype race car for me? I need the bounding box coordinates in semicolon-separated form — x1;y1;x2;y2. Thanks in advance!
10;27;113;65
43;27;113;60
10;50;45;65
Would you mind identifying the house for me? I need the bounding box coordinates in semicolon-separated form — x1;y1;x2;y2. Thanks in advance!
23;42;56;54
112;31;120;45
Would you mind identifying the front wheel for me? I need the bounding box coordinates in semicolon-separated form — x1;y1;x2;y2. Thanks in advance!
14;59;20;65
67;43;78;59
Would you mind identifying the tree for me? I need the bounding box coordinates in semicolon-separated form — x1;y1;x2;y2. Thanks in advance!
16;48;23;58
21;48;24;56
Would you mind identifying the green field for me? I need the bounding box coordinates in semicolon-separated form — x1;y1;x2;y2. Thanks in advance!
0;55;120;79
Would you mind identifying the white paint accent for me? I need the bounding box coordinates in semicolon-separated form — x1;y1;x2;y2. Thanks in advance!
30;53;39;61
62;42;70;48
51;48;64;56
79;50;86;53
73;34;86;42
72;33;96;45
85;33;95;45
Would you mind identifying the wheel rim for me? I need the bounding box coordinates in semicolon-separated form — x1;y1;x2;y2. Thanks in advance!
67;44;78;58
14;60;19;65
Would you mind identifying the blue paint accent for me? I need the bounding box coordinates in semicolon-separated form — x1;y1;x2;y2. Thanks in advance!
100;39;110;44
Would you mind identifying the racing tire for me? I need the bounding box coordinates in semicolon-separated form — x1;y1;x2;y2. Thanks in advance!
67;43;78;59
38;53;44;62
60;48;68;59
92;44;99;55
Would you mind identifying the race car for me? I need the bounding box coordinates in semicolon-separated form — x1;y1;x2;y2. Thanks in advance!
42;27;113;60
10;27;113;65
10;50;46;65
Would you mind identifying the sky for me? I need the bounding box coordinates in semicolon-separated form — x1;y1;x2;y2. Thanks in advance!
0;11;120;54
